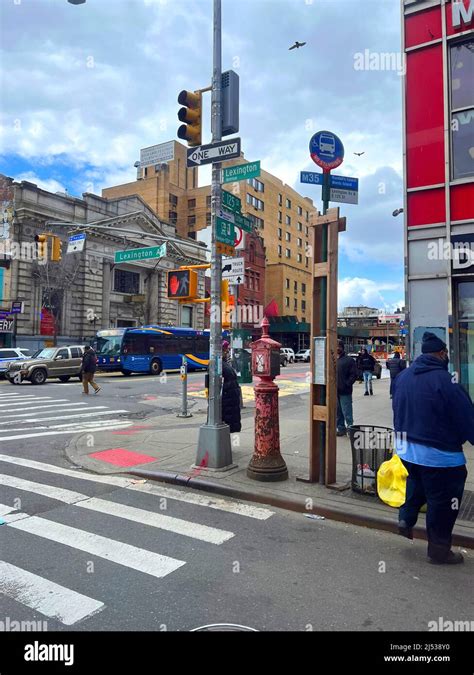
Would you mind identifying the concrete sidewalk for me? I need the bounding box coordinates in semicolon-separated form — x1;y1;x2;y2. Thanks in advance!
66;376;474;547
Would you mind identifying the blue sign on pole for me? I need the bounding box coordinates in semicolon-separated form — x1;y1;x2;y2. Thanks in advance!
300;171;323;185
309;130;344;171
301;171;358;191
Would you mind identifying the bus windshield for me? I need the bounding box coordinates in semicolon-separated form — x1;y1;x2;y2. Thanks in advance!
96;335;123;355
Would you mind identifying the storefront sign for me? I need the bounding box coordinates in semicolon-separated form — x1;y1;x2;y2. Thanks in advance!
452;234;474;273
452;0;474;28
0;319;13;332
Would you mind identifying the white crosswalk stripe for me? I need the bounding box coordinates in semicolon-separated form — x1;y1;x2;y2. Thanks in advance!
0;456;273;626
0;392;133;438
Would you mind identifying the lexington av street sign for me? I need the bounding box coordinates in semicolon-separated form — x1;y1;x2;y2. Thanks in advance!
114;244;166;264
223;161;260;184
187;138;241;167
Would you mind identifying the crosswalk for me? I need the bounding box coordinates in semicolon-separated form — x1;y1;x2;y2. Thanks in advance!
0;453;274;627
0;391;134;441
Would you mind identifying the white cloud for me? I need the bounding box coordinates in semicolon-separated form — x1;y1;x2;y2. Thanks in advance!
338;277;404;311
14;172;67;194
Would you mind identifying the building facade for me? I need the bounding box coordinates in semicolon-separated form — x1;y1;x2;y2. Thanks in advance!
0;175;207;350
402;0;474;397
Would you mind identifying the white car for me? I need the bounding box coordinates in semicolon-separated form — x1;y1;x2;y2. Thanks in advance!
295;349;311;362
0;348;31;376
280;348;295;363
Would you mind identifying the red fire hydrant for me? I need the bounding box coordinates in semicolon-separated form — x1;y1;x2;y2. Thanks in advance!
247;317;288;481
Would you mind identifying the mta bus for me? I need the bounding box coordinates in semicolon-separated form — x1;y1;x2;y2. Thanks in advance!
94;325;226;376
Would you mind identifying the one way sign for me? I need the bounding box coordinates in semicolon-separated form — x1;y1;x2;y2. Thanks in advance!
187;138;241;167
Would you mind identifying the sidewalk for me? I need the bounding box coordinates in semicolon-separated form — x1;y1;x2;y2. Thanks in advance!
66;376;474;548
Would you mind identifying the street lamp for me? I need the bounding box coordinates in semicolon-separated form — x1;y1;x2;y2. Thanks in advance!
392;208;404;217
67;1;86;4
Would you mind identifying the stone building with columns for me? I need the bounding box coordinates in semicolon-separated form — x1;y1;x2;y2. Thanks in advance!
0;175;207;351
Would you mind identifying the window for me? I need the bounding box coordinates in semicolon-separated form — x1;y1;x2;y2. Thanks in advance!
285;297;290;308
294;298;297;310
206;195;212;208
188;199;196;209
70;347;82;358
286;278;290;290
255;272;260;291
255;216;264;230
297;253;302;263
306;211;309;222
302;283;306;295
305;257;309;268
285;248;291;258
278;245;282;256
0;350;17;358
169;194;178;208
249;243;256;263
56;348;69;359
294;281;298;293
278;211;282;223
285;215;291;226
297;205;303;215
168;211;177;224
248;178;264;192
181;306;193;328
297;221;303;231
114;269;140;294
246;193;252;205
258;198;264;211
296;238;302;248
450;40;474;179
188;215;196;226
278;228;282;239
206;212;212;226
305;226;309;236
286;232;291;242
302;300;306;312
278;193;282;206
286;198;291;209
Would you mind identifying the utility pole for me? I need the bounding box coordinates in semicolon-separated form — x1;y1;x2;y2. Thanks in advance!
195;0;233;470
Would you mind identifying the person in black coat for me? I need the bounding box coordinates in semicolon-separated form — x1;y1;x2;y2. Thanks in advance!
81;345;101;395
356;348;376;395
221;341;242;433
386;351;406;398
337;340;358;436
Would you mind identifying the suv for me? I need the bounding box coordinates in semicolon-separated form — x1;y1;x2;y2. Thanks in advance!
295;349;311;362
280;348;295;363
279;349;288;367
0;348;31;377
6;345;85;385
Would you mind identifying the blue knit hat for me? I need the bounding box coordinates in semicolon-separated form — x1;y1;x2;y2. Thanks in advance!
421;331;446;354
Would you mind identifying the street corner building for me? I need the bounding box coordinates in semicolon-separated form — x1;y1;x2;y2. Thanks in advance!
402;0;474;398
0;174;208;351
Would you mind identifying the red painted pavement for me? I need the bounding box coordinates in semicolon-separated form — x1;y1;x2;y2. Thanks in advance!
89;448;157;467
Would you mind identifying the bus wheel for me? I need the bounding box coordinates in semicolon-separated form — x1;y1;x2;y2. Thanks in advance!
122;369;132;376
150;359;162;375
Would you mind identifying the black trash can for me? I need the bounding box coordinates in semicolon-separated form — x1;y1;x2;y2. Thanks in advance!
347;425;394;495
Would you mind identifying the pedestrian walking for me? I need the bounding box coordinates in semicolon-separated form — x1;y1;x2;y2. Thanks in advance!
221;341;241;433
336;340;358;436
81;345;100;395
386;351;406;398
392;331;474;564
357;348;376;395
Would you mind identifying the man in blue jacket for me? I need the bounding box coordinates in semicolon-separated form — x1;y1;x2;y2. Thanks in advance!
392;332;474;564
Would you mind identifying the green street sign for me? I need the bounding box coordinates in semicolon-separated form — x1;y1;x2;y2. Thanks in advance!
216;218;235;246
234;212;253;233
114;243;166;264
223;160;261;184
221;190;241;214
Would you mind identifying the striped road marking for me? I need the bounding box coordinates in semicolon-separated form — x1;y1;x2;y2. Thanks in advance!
0;422;133;441
77;498;234;545
1;403;89;414
0;474;88;504
9;517;186;579
0;409;126;426
0;561;105;625
0;503;17;517
0;398;55;408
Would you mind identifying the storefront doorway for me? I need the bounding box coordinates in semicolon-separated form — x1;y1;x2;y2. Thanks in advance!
457;280;474;400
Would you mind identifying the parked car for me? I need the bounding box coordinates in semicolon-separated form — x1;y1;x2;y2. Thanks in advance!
279;349;288;367
0;348;31;377
295;349;311;362
6;345;85;385
280;348;295;363
348;352;382;379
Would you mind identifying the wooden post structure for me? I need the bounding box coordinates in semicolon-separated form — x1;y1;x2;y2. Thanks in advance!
305;207;346;486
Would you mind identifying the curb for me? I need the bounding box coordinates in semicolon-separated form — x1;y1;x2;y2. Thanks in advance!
129;469;474;550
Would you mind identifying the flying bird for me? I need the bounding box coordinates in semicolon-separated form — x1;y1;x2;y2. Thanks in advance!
354;152;365;156
289;41;306;50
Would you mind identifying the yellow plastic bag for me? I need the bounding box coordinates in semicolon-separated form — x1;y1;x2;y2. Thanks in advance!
377;454;408;508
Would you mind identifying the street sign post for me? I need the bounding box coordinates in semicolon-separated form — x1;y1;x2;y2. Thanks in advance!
222;257;244;278
329;188;358;205
114;243;166;264
216;218;235;246
234;212;252;233
140;141;174;168
66;233;86;254
187;138;241;167
221;190;241;213
309;131;345;172
222;160;260;184
300;171;324;185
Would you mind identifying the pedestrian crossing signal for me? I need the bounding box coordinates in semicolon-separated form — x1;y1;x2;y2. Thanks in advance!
167;269;198;300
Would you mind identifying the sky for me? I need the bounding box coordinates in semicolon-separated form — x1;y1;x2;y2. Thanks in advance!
0;0;406;312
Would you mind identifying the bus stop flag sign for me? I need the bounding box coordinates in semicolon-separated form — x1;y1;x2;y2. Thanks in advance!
309;130;344;171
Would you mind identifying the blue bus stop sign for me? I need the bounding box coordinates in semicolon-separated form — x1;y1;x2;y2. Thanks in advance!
309;130;344;171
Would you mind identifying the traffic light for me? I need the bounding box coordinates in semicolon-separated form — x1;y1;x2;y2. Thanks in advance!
167;269;198;300
51;236;62;262
177;90;202;147
35;234;48;261
221;279;229;305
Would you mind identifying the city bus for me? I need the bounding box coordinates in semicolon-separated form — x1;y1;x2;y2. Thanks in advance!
94;325;226;376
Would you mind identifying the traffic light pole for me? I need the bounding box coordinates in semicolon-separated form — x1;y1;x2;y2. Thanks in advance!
195;0;233;471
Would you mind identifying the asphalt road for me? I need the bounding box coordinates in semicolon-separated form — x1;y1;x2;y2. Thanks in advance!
0;457;471;632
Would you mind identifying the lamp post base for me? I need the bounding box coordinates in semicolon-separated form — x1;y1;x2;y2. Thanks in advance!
247;456;288;482
196;423;233;470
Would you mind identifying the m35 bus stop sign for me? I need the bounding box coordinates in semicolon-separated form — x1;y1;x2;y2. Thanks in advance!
309;131;344;171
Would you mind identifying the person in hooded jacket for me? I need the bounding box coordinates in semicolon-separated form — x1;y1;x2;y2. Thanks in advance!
356;348;376;395
221;340;242;433
392;331;474;565
386;351;406;398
